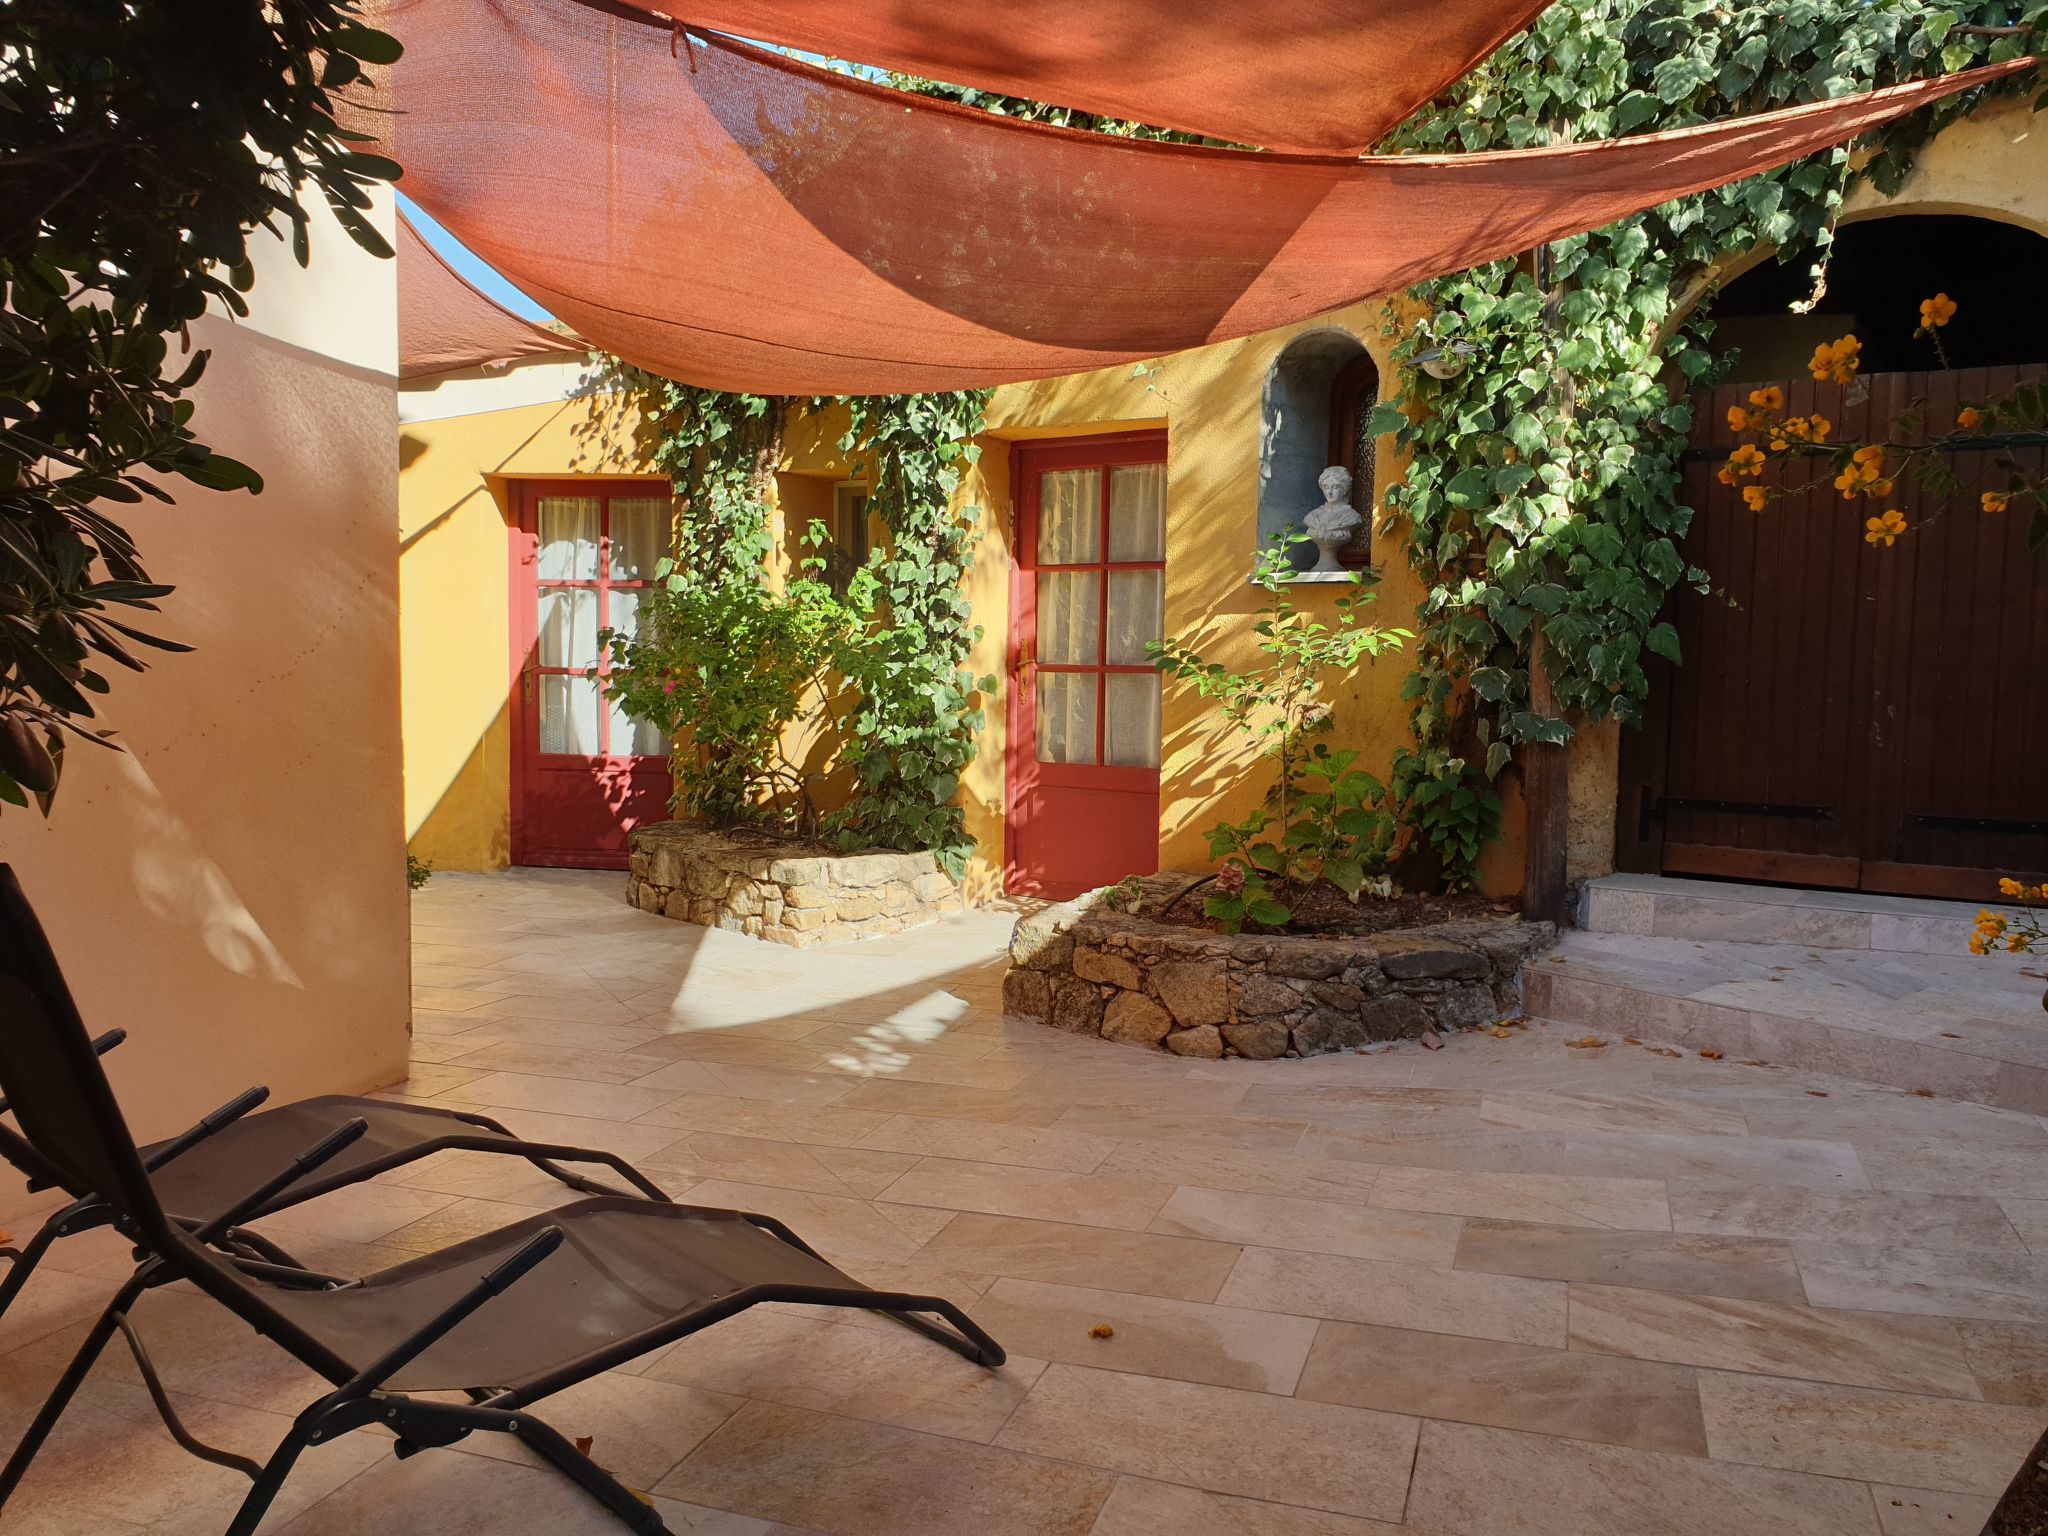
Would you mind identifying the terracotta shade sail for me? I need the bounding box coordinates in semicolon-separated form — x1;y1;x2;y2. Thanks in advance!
597;0;1557;154
376;0;2029;396
397;209;584;378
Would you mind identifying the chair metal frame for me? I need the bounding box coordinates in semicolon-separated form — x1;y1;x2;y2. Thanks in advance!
0;866;1003;1535
0;1025;674;1319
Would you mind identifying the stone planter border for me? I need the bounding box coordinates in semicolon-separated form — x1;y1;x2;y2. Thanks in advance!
627;822;961;948
1003;872;1555;1059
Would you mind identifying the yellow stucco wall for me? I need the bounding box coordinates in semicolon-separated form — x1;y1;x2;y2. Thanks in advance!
398;301;1529;896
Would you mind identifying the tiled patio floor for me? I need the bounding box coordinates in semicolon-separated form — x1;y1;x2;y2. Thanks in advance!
4;868;2046;1534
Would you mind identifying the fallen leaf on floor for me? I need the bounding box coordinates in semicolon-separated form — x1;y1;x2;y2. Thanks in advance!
1737;1059;1770;1067
1622;1036;1642;1046
1697;1048;1723;1060
1420;1032;1444;1051
1806;1090;1829;1097
574;1436;595;1455
1645;1046;1682;1058
1089;1324;1115;1339
1939;1032;1962;1039
1908;1088;1934;1097
1565;1036;1607;1050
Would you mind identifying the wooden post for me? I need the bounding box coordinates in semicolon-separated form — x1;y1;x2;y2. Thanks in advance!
1522;617;1570;923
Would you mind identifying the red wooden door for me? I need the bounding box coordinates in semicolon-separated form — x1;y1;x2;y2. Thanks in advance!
1005;433;1168;898
509;480;676;869
1618;367;2048;900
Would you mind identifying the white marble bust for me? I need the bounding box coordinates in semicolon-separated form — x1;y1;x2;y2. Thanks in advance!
1302;464;1362;572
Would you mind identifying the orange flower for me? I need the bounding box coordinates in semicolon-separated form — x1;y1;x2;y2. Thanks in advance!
1807;415;1831;441
1918;292;1957;329
1834;466;1861;498
1747;386;1785;412
1741;485;1769;511
1956;407;1983;430
1717;466;1737;486
1983;491;2011;513
1726;405;1751;431
1726;444;1765;477
1863;509;1907;547
1809;335;1862;384
2002;877;2026;897
1867;478;1894;498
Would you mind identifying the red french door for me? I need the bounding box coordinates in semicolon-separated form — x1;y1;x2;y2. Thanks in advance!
509;480;676;869
1005;432;1168;898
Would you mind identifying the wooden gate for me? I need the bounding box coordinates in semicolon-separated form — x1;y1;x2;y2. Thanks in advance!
1617;366;2048;900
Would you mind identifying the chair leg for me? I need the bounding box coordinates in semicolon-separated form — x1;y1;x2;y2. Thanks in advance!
509;1412;672;1535
221;1417;317;1536
0;1271;146;1505
0;1213;64;1318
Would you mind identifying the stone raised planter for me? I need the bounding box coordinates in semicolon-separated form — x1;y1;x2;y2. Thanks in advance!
1003;872;1555;1059
626;822;961;948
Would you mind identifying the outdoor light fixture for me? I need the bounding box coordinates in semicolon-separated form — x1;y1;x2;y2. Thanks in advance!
1410;340;1480;380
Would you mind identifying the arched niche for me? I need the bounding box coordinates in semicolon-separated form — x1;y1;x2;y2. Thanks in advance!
1257;329;1381;573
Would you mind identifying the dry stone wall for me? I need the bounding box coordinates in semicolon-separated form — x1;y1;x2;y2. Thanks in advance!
626;822;961;948
1004;872;1555;1059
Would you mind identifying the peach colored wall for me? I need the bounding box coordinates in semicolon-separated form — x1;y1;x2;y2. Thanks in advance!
1;204;410;1218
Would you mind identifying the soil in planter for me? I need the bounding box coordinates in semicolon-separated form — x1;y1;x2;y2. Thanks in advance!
1151;879;1508;938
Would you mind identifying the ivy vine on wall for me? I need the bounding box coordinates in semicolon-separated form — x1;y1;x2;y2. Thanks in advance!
1373;0;2043;870
594;361;994;874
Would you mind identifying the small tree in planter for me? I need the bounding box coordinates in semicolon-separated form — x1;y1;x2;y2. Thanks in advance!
1148;534;1412;933
594;562;851;832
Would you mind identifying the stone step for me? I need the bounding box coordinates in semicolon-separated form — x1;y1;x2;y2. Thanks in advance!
1577;873;2017;954
1524;929;2048;1116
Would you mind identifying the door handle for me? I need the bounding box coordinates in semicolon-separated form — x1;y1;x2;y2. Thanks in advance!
1014;640;1035;687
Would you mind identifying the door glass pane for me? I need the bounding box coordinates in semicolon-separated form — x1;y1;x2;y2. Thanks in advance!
536;587;597;668
606;587;643;646
1036;572;1099;665
1104;672;1161;769
1037;469;1101;564
609;699;668;758
539;673;600;755
536;496;599;580
1036;672;1097;764
1107;463;1166;562
607;496;669;580
1106;568;1163;665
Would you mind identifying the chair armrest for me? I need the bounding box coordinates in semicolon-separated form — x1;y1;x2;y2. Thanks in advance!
141;1086;270;1173
191;1118;367;1243
340;1226;565;1396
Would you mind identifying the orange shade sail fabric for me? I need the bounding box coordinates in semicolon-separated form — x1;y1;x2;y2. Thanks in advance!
397;210;584;378
376;0;2028;396
597;0;1556;154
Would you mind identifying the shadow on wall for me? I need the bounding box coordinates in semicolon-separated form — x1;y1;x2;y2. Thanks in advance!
406;699;514;870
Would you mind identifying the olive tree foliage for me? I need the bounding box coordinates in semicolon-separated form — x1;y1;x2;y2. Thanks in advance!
0;0;403;807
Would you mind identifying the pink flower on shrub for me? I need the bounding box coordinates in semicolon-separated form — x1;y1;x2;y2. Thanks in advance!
1214;862;1246;896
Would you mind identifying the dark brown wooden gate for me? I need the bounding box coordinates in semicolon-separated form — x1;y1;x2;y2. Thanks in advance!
1617;366;2048;900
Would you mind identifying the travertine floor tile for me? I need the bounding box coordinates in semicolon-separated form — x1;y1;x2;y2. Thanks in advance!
1698;1371;2042;1493
658;1399;1117;1536
1567;1282;1980;1396
1151;1186;1462;1265
852;1113;1117;1173
1794;1239;2048;1323
645;1309;1044;1441
1453;1220;1805;1302
1870;1484;2002;1535
877;1158;1175;1229
995;1364;1417;1521
968;1277;1318;1394
921;1213;1242;1303
1219;1247;1568;1346
1085;1475;1411;1534
1370;1165;1672;1231
1404;1419;1882;1536
1669;1185;2030;1254
1294;1319;1707;1455
1956;1318;2048;1405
